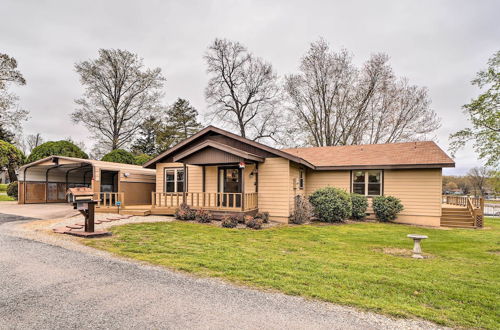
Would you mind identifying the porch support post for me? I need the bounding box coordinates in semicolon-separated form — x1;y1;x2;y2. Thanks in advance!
255;163;259;192
202;166;206;192
241;164;245;211
202;165;206;207
183;163;187;204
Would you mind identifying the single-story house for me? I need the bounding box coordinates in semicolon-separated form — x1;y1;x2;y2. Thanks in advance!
17;126;483;227
141;126;457;227
17;156;155;206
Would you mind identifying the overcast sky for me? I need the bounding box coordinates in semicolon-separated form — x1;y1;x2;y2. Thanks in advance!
1;0;498;174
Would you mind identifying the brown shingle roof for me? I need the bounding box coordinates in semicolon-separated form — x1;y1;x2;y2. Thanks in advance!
282;141;455;169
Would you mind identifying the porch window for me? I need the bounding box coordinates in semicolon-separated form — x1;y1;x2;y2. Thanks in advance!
352;170;382;196
165;168;184;193
299;169;304;190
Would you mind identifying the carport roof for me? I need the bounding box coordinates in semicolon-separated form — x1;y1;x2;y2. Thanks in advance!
19;155;156;175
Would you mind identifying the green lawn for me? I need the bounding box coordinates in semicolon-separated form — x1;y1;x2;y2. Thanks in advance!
86;218;500;329
0;183;7;192
0;194;14;201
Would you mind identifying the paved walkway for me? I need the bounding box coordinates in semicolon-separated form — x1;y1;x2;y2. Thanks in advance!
0;202;76;220
0;212;442;329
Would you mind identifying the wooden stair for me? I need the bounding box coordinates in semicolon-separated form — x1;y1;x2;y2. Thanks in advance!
441;207;475;228
120;209;151;216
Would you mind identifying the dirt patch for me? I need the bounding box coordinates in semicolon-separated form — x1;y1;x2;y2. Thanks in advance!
487;249;500;256
375;247;434;258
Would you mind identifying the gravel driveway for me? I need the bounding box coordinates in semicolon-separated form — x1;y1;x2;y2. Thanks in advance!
0;217;443;329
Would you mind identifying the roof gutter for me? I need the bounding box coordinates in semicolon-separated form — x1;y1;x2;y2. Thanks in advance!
315;163;455;170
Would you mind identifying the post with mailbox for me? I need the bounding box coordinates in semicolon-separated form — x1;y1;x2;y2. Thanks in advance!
67;187;99;233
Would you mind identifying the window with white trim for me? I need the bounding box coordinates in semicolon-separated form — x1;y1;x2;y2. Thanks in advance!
352;170;382;196
165;168;184;193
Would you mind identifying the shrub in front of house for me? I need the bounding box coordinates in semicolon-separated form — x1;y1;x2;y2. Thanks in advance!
195;209;211;223
290;195;314;224
350;193;368;220
174;203;195;220
245;216;263;229
221;215;238;228
372;196;404;222
309;187;352;222
234;214;245;223
255;211;270;223
7;181;18;199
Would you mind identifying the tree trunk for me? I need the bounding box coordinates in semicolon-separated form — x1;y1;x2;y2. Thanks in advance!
7;166;17;182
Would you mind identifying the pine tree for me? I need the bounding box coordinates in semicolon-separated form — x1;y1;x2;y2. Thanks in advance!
131;116;162;155
157;98;202;150
131;99;202;155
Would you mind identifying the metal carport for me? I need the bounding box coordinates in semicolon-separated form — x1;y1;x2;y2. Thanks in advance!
17;156;156;206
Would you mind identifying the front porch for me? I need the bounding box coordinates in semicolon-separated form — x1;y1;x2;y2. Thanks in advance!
151;191;258;213
94;189;259;217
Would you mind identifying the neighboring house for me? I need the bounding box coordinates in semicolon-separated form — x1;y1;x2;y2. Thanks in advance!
17;156;156;206
143;126;455;227
0;168;10;184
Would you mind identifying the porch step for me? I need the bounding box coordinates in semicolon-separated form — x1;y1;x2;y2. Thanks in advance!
442;218;472;222
441;216;473;220
441;223;476;228
441;207;475;228
442;209;469;214
441;218;475;228
120;209;151;216
442;211;470;216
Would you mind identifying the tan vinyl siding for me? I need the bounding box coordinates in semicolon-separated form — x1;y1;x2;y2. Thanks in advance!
121;182;156;205
305;170;350;196
205;166;218;192
258;157;290;221
289;163;306;211
243;164;257;193
187;165;203;192
120;170;156;184
383;169;442;217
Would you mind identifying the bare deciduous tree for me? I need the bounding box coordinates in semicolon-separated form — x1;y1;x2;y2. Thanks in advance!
26;133;44;153
467;167;491;197
0;53;28;141
204;39;281;141
72;49;165;150
284;39;440;147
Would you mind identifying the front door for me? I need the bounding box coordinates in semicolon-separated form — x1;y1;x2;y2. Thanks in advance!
218;167;242;208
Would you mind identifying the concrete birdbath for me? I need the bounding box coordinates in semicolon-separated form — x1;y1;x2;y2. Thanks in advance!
407;234;428;259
